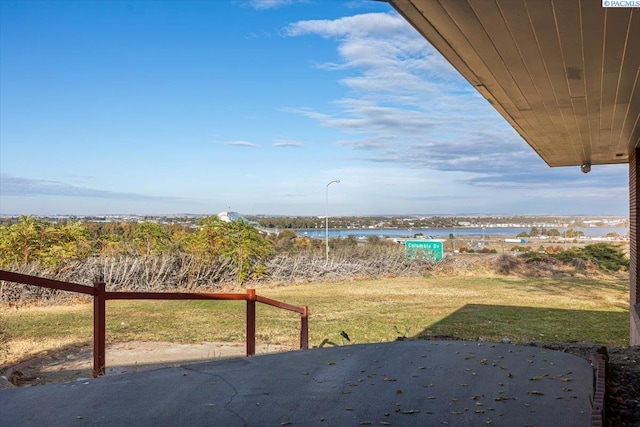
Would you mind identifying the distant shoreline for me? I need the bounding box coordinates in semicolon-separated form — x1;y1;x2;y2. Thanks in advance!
296;226;629;239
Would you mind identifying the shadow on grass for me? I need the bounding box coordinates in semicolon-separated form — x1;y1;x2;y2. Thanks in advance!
444;276;629;311
413;304;629;347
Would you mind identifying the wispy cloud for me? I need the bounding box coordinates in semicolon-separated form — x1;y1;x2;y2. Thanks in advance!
249;0;301;11
250;0;377;12
220;140;262;148
285;13;458;90
0;174;184;202
284;12;613;190
273;139;305;147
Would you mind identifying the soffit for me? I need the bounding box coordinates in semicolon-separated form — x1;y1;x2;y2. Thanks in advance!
389;0;640;167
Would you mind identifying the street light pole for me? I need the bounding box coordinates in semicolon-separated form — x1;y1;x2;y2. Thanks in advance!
326;180;340;261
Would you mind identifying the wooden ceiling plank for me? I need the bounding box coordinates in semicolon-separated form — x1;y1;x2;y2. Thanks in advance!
523;0;584;163
600;127;613;155
508;108;557;161
467;0;536;109
552;0;585;98
434;0;531;112
391;0;478;86
497;0;569;152
616;71;640;154
498;0;556;104
518;109;544;139
601;8;631;148
602;71;620;130
399;0;536;147
560;105;584;156
609;101;628;151
403;0;532;140
617;82;640;157
615;11;640;105
391;0;639;167
527;0;573;109
603;9;631;74
611;10;640;151
572;96;592;160
580;1;605;162
410;0;544;144
551;0;586;161
628;114;640;150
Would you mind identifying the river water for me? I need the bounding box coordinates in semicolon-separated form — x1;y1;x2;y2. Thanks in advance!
296;227;629;239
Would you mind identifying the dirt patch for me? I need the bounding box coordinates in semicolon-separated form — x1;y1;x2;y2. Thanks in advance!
0;341;293;389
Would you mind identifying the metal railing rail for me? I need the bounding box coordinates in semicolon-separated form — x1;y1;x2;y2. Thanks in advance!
0;270;309;377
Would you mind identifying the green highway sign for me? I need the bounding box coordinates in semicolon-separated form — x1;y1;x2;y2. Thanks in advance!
405;240;444;261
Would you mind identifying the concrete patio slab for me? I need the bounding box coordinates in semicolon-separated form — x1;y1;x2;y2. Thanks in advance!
0;340;593;426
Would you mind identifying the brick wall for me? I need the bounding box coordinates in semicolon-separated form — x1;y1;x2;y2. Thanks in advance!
630;149;640;345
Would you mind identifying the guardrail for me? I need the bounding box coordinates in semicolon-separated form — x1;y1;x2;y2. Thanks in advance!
0;270;309;377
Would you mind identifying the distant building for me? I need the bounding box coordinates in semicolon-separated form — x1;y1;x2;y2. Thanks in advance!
217;211;245;222
217;211;259;226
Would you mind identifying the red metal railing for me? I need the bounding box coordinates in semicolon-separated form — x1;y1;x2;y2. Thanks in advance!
0;270;309;377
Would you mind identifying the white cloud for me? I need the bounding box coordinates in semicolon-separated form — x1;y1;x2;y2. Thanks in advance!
249;0;301;10
285;13;407;38
284;12;582;188
285;13;458;91
0;174;184;202
220;140;262;148
273;139;305;147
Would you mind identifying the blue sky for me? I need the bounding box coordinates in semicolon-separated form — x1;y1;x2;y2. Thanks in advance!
0;0;629;216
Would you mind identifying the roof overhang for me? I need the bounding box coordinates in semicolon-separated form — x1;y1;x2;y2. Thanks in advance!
388;0;640;167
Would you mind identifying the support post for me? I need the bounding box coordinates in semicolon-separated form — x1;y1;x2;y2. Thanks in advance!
93;282;106;377
300;306;309;350
246;289;256;356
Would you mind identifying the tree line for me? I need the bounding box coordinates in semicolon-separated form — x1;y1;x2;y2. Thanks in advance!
0;216;279;282
516;227;586;238
0;217;427;305
0;217;629;306
0;216;399;284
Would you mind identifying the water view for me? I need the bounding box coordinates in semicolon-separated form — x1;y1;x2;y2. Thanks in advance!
298;227;629;239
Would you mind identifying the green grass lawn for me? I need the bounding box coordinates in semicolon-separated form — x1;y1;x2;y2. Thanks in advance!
0;275;630;366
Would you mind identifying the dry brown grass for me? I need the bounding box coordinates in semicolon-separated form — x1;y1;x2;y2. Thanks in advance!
1;272;629;369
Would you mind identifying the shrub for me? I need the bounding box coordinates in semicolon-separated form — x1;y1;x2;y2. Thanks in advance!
495;255;519;274
545;243;628;272
580;243;628;272
522;252;552;263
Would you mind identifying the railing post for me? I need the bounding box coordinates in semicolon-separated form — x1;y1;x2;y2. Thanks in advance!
93;282;106;377
300;306;309;350
246;289;256;356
